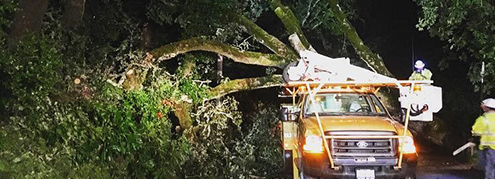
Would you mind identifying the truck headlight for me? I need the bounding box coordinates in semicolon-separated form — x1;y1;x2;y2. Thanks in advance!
303;135;324;153
399;136;416;154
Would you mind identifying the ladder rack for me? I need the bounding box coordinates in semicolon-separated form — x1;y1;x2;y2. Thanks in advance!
285;80;433;88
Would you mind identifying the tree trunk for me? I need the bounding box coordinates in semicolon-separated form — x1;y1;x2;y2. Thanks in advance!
150;37;290;68
173;102;192;134
270;0;315;52
289;34;307;54
9;0;49;47
62;0;86;28
161;98;193;137
327;0;393;77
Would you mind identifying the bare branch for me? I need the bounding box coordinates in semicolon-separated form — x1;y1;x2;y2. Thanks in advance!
231;13;298;60
208;75;284;99
150;37;290;68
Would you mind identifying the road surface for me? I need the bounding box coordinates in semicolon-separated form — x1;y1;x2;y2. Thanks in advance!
416;144;483;179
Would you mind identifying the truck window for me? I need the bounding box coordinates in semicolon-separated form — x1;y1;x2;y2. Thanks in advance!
370;95;387;114
304;93;386;116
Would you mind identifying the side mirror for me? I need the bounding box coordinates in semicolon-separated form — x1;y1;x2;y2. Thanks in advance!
280;107;299;121
397;108;407;123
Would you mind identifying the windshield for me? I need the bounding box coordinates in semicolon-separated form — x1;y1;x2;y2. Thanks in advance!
304;93;387;116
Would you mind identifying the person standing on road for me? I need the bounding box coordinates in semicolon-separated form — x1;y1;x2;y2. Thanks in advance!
409;60;432;80
472;98;495;179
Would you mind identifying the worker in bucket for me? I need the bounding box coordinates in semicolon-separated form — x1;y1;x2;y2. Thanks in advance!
409;60;432;80
472;98;495;179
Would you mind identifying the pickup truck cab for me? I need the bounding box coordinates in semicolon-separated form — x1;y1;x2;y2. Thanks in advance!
282;88;417;179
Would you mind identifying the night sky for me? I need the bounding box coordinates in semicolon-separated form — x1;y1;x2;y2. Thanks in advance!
350;1;481;138
353;0;445;79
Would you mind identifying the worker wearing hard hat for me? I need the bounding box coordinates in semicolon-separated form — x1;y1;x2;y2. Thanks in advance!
472;98;495;179
409;60;432;80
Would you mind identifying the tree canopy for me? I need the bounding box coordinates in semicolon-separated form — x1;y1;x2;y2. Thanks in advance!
416;0;495;94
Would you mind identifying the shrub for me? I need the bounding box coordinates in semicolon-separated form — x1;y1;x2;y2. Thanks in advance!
183;98;283;178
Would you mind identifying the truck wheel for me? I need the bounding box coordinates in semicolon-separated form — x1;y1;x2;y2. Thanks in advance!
403;166;417;179
299;170;307;179
404;172;416;179
299;166;319;179
299;171;318;179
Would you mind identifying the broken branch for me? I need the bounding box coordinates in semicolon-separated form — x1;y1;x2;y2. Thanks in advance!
150;37;290;68
231;13;298;60
208;75;284;99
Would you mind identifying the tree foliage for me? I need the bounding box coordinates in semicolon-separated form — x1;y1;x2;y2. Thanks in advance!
416;0;495;93
184;98;282;178
0;0;404;178
0;32;191;178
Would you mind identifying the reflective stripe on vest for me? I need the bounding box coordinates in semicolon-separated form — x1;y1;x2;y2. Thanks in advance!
480;115;495;148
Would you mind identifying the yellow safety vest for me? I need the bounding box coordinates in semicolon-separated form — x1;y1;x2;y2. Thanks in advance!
409;69;432;80
472;112;495;149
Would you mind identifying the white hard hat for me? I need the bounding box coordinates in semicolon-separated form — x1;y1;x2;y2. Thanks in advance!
482;98;495;109
415;60;425;69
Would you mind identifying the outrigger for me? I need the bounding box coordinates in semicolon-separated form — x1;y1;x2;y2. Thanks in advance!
280;51;442;179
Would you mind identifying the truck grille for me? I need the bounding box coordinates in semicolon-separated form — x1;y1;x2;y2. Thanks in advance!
327;131;396;157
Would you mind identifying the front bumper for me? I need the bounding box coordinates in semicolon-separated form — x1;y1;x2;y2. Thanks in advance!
299;152;417;179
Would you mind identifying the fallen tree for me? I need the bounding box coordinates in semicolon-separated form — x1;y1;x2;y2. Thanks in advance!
116;0;402;136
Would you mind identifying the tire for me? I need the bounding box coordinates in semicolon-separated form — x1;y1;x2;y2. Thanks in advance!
404;169;417;179
299;171;318;179
404;173;417;179
299;171;306;179
299;169;311;179
282;61;298;83
298;160;318;179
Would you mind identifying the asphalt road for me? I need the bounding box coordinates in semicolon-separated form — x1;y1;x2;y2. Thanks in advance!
415;144;484;179
417;168;483;179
